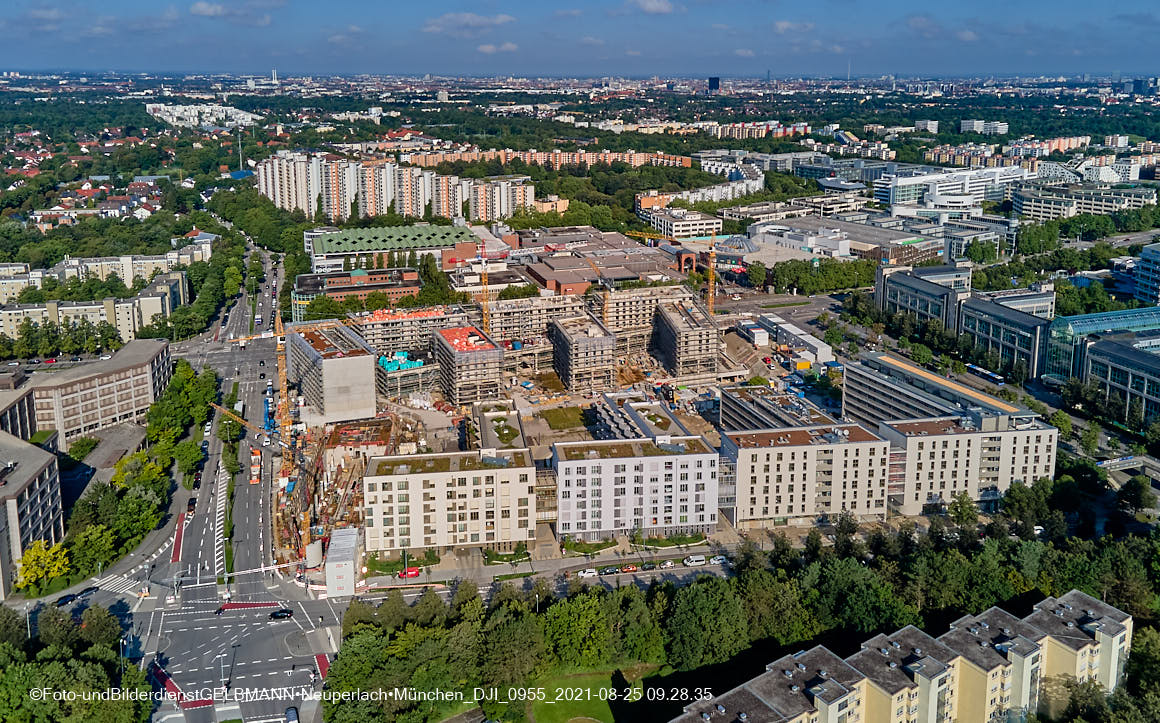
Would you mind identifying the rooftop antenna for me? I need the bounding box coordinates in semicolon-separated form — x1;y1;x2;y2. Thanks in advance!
847;60;851;82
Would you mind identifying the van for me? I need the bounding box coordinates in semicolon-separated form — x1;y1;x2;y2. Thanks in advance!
682;555;706;567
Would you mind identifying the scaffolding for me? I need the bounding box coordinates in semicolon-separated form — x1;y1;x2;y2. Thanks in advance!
654;300;720;377
432;326;505;405
550;314;617;394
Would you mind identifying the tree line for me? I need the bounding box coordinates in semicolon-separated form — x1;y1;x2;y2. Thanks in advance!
0;317;122;360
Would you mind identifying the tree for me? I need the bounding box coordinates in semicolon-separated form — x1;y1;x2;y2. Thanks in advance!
69;524;115;576
17;540;69;589
910;343;933;366
1049;410;1073;438
1117;475;1157;515
1081;423;1100;456
36;606;78;649
543;591;610;669
79;605;121;649
948;491;979;530
173;440;203;476
747;261;766;288
0;606;24;650
665;577;749;670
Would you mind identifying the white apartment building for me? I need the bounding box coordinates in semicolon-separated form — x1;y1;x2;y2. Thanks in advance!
722;424;891;528
960;120;1009;135
362;448;536;554
145;103;261;128
915;119;940;133
552;436;719;541
468;176;535;222
257;151;324;218
877;416;1058;516
874;166;1033;207
643;207;723;238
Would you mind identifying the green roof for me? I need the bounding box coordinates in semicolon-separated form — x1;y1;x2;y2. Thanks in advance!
312;226;477;255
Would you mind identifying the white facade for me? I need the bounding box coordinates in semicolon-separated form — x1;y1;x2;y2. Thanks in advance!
362;449;536;553
644;208;723;238
552;437;719;541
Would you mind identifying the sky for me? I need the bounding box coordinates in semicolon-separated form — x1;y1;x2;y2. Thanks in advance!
2;0;1160;78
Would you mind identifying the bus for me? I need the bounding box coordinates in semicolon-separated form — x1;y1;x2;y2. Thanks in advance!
965;363;1005;387
233;400;245;419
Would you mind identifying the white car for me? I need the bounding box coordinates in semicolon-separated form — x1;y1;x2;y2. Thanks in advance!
262;436;271;447
577;568;598;578
6;361;18;366
100;355;112;360
709;555;728;566
659;560;675;569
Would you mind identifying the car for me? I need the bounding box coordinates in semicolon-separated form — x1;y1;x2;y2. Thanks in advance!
762;357;773;364
259;360;265;366
659;560;675;569
28;359;40;364
78;586;99;598
268;608;294;620
262;437;271;447
285;707;299;723
187;497;196;513
620;563;638;573
577;568;598;578
201;440;209;451
70;356;81;362
194;471;202;481
55;594;77;607
682;555;707;567
6;361;18;366
731;294;742;301
99;355;112;360
640;562;657;571
396;567;421;579
44;358;56;364
259;373;266;379
708;555;729;566
599;566;619;576
192;478;201;490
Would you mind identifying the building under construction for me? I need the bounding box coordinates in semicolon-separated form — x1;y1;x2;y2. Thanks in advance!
654;299;720;378
486;294;585;342
588;285;696;354
432;326;505;405
286;326;378;424
550;314;617;394
355;305;471;355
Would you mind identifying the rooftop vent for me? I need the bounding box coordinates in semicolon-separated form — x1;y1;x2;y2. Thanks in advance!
701;714;711;722
891;641;902;649
715;704;726;714
880;647;890;656
790;685;800;693
889;662;898;669
914;648;923;656
796;663;807;671
784;670;794;678
819;670;828;678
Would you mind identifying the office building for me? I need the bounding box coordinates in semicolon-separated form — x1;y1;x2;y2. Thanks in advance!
1013;183;1156;222
875;262;973;332
717;384;834;433
29;339;172;450
432;326;504;405
1135;242;1160;305
0;431;63;601
290;268;421;322
286;326;378;424
874;166;1031;207
673;589;1132;723
362;448;536;554
642;207;723;238
1046;307;1160;379
552;436;718;540
1080;331;1160;423
960;119;1009;135
959;297;1051;379
773;216;943;265
550;315;617;393
654;300;719;378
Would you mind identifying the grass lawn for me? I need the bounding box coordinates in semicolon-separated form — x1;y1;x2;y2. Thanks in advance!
536;371;567;394
563;538;617;555
542;406;586;430
641;533;705;548
531;672;625;723
494;571;534;582
761;301;809;309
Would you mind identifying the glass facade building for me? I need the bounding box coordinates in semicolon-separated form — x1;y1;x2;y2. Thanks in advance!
1046;306;1160;379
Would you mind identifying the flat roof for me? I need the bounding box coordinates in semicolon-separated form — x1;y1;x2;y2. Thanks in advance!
779;215;926;247
961;297;1049;329
868;353;1020;413
0;430;54;501
295;327;371;359
727;424;882;448
555;436;712;461
437;326;497;352
311;225;477;255
370;448;532;476
29;339;167;389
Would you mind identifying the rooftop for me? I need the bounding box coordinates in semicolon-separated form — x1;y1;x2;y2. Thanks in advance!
778;215;927;248
311;225;477;255
0;430;55;501
555;436;712;461
657;299;716;332
847;626;957;695
1024;590;1131;652
862;353;1021;414
727;424;882;449
370;448;531;476
29;339;168;389
437;326;497;353
939;607;1045;672
294;327;371;360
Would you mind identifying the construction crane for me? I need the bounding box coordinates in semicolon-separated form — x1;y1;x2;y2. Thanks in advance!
209;402;290;448
583;258;611;326
479;238;491;335
707;234;717;316
625;230;671;245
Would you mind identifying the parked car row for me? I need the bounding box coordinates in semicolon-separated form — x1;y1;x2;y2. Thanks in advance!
575;554;729;579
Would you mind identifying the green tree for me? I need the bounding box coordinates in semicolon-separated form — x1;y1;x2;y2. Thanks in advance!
17;540;69;589
69;524;115;576
736;569;820;646
543;591;610;669
948;492;979;529
665;577;749;670
1117;475;1157;515
1049;410;1073;438
36;606;78;649
173;440;203;476
747;261;767;288
0;606;24;650
910;343;933;366
1081;423;1100;456
79;605;122;649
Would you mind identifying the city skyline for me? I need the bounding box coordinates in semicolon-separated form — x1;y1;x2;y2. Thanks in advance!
2;0;1160;77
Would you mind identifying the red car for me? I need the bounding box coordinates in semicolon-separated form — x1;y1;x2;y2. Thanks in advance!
44;358;56;364
396;567;421;579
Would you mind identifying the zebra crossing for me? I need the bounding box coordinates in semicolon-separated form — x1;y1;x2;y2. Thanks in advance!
92;574;145;596
214;462;228;577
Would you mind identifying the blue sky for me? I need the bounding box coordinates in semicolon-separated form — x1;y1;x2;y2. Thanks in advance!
2;0;1160;77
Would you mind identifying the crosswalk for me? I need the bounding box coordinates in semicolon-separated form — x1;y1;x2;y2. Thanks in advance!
93;574;145;595
214;463;228;577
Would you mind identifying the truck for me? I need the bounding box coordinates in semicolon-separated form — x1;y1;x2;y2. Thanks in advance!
249;448;262;485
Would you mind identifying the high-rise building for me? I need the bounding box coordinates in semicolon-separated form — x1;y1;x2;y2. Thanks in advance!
708;76;720;93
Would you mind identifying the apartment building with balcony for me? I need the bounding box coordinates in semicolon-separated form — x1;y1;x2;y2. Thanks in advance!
361;448;536;554
0;430;63;601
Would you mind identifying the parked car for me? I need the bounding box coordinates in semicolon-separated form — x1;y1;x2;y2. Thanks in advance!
620;563;638;573
99;355;112;360
659;559;675;569
709;555;728;566
187;498;196;513
55;594;77;607
6;361;17;366
44;358;56;364
259;360;265;366
599;566;619;576
682;555;706;567
28;359;40;364
577;568;598;578
396;567;421;579
201;440;209;451
78;586;99;598
259;373;266;379
269;608;294;620
70;356;81;362
640;562;657;571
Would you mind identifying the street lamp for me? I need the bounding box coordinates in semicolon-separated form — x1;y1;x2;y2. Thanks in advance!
214;652;228;691
119;637;126;679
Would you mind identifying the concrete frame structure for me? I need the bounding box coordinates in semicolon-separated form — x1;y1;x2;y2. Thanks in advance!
351;306;471;356
654;300;719;378
286;326;377;424
432;326;504;405
550;315;617;394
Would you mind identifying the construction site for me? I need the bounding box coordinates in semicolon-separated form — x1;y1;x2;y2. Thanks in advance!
550;314;618;394
654;299;720;380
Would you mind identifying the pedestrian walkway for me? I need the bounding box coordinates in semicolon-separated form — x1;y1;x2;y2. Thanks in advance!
92;574;143;596
213;462;228;577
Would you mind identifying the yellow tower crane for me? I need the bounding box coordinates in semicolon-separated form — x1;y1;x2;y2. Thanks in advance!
707;234;717;316
479;239;491;335
583;258;611;326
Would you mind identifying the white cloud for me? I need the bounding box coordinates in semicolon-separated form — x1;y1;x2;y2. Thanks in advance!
956;29;979;42
477;41;517;54
735;48;755;57
774;20;814;34
580;35;604;46
189;1;226;17
906;14;942;38
423;12;515;38
631;0;674;14
27;8;64;21
555;8;582;16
